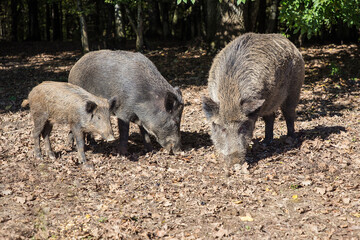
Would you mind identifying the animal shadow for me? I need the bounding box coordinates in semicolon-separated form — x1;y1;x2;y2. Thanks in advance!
248;125;346;164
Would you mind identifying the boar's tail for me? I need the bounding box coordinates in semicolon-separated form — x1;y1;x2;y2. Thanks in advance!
21;99;29;108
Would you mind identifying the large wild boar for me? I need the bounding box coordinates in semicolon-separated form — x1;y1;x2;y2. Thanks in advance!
22;81;116;163
202;33;305;169
68;50;184;155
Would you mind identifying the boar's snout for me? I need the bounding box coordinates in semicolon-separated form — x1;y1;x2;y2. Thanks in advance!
163;138;181;154
222;150;247;168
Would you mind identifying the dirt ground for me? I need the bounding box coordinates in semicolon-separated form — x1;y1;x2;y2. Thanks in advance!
0;41;359;239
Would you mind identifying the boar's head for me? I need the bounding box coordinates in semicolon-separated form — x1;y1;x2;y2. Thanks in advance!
83;97;118;142
139;87;184;154
202;96;264;166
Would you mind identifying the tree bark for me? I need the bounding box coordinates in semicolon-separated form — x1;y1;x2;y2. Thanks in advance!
136;1;144;51
159;2;170;40
76;0;89;53
125;2;144;51
45;3;51;41
53;1;62;41
27;0;41;40
243;0;260;32
148;0;162;38
11;0;19;41
206;0;218;43
266;0;279;33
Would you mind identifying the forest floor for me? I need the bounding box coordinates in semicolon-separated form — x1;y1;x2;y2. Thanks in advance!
0;41;359;239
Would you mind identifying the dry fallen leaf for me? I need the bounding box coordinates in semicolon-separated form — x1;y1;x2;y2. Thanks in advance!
240;214;254;222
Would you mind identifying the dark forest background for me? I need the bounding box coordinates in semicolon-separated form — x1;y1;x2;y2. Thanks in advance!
0;0;359;52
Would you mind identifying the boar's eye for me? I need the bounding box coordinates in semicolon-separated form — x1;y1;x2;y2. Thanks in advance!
238;126;246;134
212;122;226;132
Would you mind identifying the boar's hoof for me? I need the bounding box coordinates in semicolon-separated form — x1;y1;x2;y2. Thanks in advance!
47;151;56;160
262;138;273;146
81;162;95;170
34;152;43;160
118;145;128;156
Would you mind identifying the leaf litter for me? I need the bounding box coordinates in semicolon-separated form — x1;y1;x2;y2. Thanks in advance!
0;42;360;239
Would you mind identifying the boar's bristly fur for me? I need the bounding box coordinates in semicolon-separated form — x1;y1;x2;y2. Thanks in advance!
203;33;305;169
68;50;184;155
24;81;116;163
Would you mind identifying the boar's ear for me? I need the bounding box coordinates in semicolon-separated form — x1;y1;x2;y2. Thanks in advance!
202;96;219;120
241;98;265;116
86;101;98;114
165;91;181;113
109;96;120;113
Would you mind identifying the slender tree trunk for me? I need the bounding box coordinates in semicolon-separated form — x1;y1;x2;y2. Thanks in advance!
266;0;279;33
76;0;89;53
243;0;260;32
136;1;144;51
148;0;162;38
53;1;61;41
114;3;126;39
159;2;170;40
27;0;41;40
11;0;19;41
206;0;218;43
257;0;266;33
45;3;51;40
125;1;144;51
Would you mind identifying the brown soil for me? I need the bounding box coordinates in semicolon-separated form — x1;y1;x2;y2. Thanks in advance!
0;42;359;239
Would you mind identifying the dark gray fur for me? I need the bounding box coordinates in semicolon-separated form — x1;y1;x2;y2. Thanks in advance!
203;33;305;168
22;81;116;163
68;50;184;154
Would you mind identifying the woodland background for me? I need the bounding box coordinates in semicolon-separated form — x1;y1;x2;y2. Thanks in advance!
1;0;360;239
1;0;360;51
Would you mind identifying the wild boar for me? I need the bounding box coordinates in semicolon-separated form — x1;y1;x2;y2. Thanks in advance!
21;81;117;163
202;33;305;168
68;50;184;155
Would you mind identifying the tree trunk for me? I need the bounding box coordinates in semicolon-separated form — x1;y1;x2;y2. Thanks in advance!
11;0;19;41
243;0;260;32
266;0;279;33
76;0;89;53
136;1;144;51
27;0;41;40
206;0;218;43
159;2;170;40
148;0;162;38
53;1;62;41
257;0;266;33
125;2;144;51
45;3;51;40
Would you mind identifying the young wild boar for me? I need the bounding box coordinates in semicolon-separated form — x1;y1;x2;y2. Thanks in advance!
68;50;184;155
22;81;116;163
202;33;305;169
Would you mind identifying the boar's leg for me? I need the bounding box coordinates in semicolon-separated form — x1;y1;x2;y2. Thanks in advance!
139;125;153;152
281;104;296;137
71;126;87;163
41;121;55;160
67;131;75;149
281;99;298;138
117;118;129;155
32;114;48;160
263;113;276;144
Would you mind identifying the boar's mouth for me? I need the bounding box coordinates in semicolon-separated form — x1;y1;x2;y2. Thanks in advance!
221;150;247;167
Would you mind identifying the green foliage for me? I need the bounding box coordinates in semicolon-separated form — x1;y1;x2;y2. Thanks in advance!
279;0;360;39
176;0;245;4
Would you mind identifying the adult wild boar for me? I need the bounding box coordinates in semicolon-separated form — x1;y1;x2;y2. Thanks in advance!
22;81;116;163
202;33;305;168
68;50;184;155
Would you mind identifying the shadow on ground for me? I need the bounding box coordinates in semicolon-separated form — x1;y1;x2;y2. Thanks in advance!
249;125;346;165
